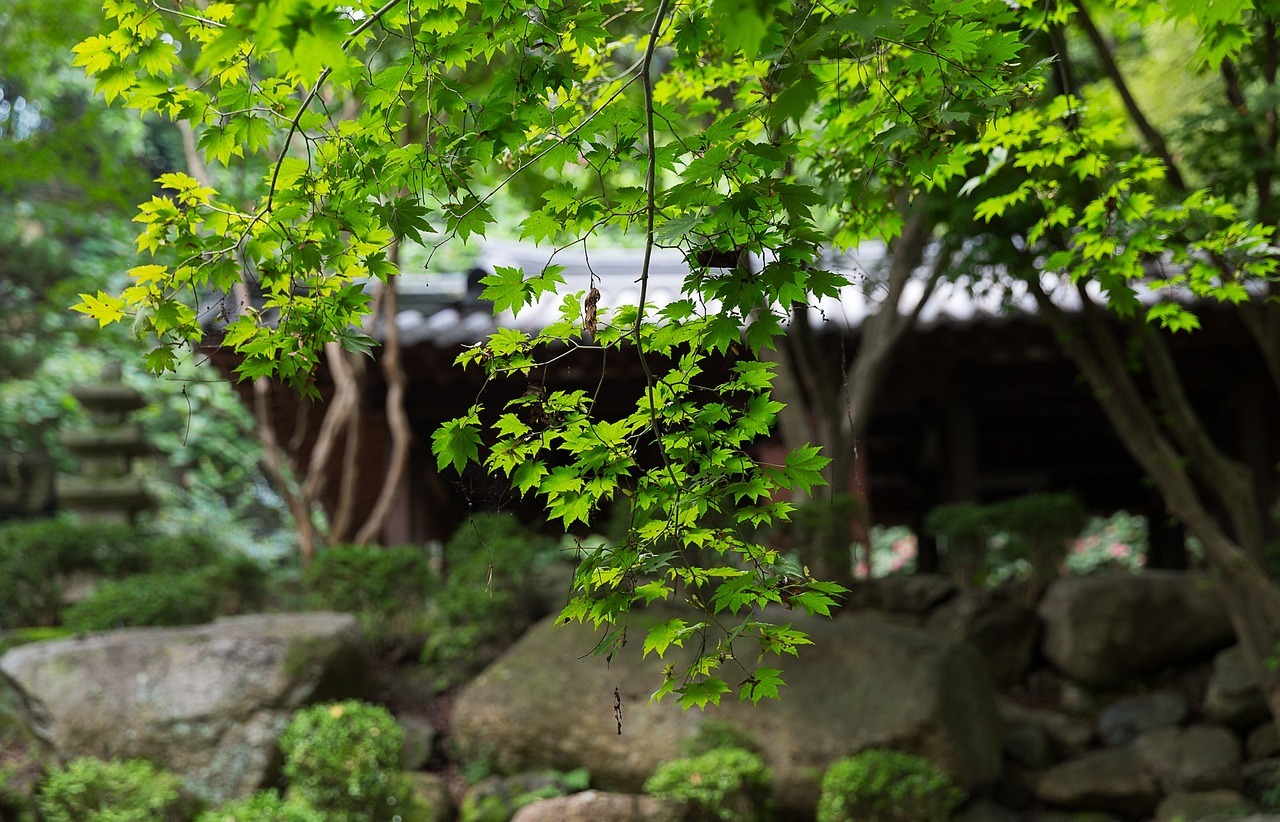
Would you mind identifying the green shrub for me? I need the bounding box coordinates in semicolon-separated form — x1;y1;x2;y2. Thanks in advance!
279;701;410;822
137;532;224;574
197;790;322;822
459;769;591;822
61;554;266;632
36;756;194;822
989;492;1087;594
0;518;242;629
304;544;435;657
304;543;434;614
644;746;772;821
0;519;140;628
816;749;965;822
679;720;759;758
420;513;559;691
925;503;994;588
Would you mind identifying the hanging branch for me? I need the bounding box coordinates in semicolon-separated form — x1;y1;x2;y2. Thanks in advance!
634;0;676;479
1071;0;1187;192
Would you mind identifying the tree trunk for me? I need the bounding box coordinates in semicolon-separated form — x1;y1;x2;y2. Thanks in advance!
1029;278;1280;734
767;206;945;586
354;273;412;545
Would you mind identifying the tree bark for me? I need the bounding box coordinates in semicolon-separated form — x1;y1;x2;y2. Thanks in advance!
354;274;412;545
768;206;945;584
1029;277;1280;734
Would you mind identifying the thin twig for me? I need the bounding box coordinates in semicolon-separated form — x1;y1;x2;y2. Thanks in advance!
267;0;405;211
634;0;675;479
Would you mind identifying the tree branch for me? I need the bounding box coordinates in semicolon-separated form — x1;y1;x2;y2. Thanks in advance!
354;274;412;545
1140;327;1264;554
1072;0;1186;191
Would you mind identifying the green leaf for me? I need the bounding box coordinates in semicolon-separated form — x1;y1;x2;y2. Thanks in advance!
642;618;691;659
738;667;784;704
432;411;482;474
678;677;731;710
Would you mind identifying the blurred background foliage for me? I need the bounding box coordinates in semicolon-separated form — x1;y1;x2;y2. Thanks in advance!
0;0;293;555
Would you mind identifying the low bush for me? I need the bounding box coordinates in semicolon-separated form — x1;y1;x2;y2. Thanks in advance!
60;554;266;632
644;746;772;821
989;492;1087;595
815;749;965;822
304;544;435;657
279;701;410;822
0;519;139;628
420;513;559;691
36;756;194;822
304;543;434;614
196;790;323;822
0;518;243;629
459;769;591;822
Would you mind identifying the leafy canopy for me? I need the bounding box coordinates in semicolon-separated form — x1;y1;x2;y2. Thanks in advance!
73;0;1279;706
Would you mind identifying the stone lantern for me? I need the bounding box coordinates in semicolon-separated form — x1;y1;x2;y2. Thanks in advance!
56;362;155;523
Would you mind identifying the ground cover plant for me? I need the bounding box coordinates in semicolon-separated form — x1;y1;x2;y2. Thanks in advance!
815;749;966;822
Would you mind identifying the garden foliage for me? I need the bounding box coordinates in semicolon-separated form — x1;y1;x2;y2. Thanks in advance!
278;700;412;822
644;745;773;821
303;542;435;656
815;749;966;822
0;519;257;629
36;756;193;822
927;492;1089;589
420;513;560;691
195;790;322;822
70;0;1280;708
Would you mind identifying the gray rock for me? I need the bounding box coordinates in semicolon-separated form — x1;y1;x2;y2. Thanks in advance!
1207;646;1271;730
406;772;455;822
1136;725;1243;794
956;798;1020;822
1250;723;1280;761
511;790;684;822
1034;746;1160;818
929;591;1040;687
1003;719;1054;769
1097;691;1188;747
1000;701;1093;759
1155;789;1256;821
1242;758;1280;806
453;611;1003;816
399;715;438;772
853;573;956;614
1038;572;1234;685
0;613;369;805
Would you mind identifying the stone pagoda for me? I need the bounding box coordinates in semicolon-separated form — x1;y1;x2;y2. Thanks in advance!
56;362;155;523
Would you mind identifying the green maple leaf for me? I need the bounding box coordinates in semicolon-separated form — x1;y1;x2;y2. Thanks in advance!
678;677;731;710
738;667;784;704
480;266;529;314
642;618;691;659
432;411;482;474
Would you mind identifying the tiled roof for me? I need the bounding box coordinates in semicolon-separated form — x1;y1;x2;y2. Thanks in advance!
382;239;1208;345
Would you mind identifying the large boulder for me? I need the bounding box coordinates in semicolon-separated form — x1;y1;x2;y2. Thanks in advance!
0;613;369;805
1154;790;1256;821
1135;725;1243;794
1034;746;1161;818
1206;645;1270;729
511;791;683;822
1037;572;1233;685
453;610;1003;816
928;591;1040;687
